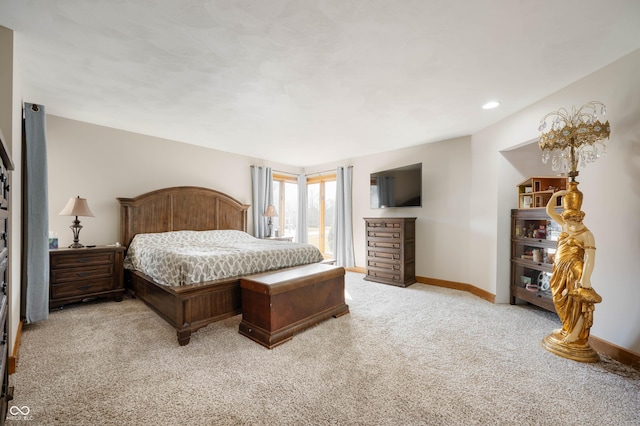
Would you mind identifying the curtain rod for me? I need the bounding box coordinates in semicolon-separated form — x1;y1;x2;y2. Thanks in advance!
252;165;352;177
271;168;335;177
264;168;336;177
305;165;351;177
250;165;298;176
305;169;335;177
272;169;298;176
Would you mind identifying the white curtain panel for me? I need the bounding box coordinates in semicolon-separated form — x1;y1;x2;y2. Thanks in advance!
295;174;308;243
250;166;273;238
333;166;355;267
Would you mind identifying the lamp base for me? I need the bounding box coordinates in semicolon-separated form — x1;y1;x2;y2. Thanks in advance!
542;332;599;363
69;217;84;249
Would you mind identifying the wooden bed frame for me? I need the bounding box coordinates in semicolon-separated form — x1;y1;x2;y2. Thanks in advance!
118;186;251;345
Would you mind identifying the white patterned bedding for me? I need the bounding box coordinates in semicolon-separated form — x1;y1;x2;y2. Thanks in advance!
124;230;324;286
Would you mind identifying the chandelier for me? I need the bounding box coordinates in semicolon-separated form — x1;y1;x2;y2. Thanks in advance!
538;101;610;180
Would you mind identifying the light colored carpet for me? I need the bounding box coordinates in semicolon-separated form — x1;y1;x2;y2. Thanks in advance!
7;272;640;425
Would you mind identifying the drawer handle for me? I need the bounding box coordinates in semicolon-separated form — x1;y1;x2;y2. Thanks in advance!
77;258;91;263
77;285;92;291
76;272;93;277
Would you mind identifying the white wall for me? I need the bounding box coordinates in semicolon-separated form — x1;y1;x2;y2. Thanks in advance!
348;137;472;283
46;116;302;248
471;48;640;353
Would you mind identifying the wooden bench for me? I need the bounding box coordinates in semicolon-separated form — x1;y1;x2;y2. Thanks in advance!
239;263;349;348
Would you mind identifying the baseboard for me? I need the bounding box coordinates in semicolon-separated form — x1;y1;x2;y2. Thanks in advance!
589;335;640;371
416;275;496;303
8;320;23;374
346;269;495;303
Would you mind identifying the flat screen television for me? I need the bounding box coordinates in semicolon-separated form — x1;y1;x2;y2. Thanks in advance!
370;163;422;208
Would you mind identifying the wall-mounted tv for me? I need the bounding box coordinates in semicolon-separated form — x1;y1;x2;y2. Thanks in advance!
370;163;422;208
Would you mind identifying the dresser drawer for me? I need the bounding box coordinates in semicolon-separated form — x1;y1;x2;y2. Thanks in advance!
51;264;114;284
0;163;8;210
0;295;6;329
367;258;401;271
366;269;402;283
367;229;401;240
366;220;402;230
367;246;401;258
367;240;401;250
51;251;114;269
50;278;115;299
0;251;7;277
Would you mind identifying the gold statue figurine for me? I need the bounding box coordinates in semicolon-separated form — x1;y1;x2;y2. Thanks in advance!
542;181;602;362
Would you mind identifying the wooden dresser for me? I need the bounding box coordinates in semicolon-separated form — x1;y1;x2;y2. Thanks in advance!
49;246;126;309
0;130;14;423
364;217;416;287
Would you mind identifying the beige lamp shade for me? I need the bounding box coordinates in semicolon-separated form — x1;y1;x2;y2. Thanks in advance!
59;196;95;217
264;204;278;217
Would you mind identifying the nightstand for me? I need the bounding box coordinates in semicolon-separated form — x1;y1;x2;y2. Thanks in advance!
49;245;126;309
264;236;294;242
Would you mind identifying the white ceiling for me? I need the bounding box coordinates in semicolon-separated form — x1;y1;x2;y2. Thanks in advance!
2;1;640;167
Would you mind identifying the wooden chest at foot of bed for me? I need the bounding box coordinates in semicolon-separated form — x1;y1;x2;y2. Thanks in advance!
239;263;349;349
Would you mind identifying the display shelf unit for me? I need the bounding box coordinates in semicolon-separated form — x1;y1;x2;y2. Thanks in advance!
517;176;568;209
510;207;562;313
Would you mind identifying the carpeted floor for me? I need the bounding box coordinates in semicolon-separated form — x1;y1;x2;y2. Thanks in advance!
7;272;640;425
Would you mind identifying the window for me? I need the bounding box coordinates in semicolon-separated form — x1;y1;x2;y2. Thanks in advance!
272;174;298;240
272;172;336;259
307;174;336;258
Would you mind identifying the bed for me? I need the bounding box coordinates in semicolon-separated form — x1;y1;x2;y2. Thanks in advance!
118;186;325;345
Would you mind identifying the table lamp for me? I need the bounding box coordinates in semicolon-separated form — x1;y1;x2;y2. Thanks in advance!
59;196;94;248
264;204;278;237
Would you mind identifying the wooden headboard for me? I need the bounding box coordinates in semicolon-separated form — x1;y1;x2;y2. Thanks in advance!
118;186;250;248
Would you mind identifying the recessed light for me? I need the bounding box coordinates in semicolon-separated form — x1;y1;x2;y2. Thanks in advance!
482;101;500;110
